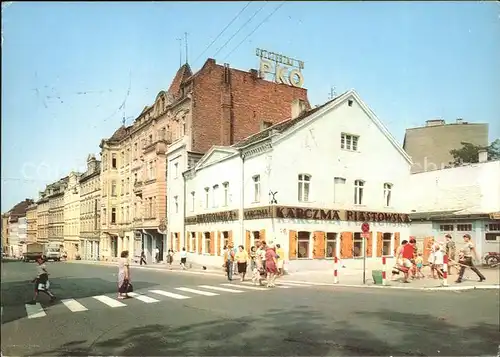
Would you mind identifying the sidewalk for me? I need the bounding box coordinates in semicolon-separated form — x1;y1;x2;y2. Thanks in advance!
66;259;499;291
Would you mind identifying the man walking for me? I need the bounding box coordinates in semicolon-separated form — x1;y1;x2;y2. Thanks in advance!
456;234;486;283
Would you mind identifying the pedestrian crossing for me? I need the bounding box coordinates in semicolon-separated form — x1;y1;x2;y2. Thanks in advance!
1;280;316;322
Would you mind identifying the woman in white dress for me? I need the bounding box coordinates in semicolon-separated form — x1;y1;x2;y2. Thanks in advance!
117;250;131;299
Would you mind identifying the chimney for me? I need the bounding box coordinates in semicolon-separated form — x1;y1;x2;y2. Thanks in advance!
291;99;307;119
478;149;488;163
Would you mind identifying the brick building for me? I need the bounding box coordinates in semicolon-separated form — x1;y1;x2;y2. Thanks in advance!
100;58;309;263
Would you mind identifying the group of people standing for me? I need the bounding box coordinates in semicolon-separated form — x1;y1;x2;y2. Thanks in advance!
223;241;285;288
394;234;486;284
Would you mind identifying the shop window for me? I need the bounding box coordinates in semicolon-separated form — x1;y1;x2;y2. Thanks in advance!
325;233;338;258
190;232;196;252
298;174;311;202
488;224;500;231
353;232;363;257
457;224;473;232
204;232;211;254
253;231;260;245
382;232;392;256
439;224;454;231
297;231;310;258
222;231;229;248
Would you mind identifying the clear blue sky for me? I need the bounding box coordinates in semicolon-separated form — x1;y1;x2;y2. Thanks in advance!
2;1;499;212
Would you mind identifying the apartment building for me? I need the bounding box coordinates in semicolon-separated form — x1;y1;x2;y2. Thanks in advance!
47;177;68;247
26;203;38;243
2;213;9;254
99;59;309;263
6;199;34;257
64;172;82;259
36;191;50;244
79;154;101;260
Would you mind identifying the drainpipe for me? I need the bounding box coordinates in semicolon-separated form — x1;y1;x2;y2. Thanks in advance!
182;169;187;251
239;152;245;246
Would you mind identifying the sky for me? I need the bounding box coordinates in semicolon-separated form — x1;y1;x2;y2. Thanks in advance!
2;1;499;212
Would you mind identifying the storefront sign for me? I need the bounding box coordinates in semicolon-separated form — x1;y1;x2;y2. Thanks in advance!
185;210;239;225
346;210;410;224
256;48;305;88
244;207;272;220
275;206;341;220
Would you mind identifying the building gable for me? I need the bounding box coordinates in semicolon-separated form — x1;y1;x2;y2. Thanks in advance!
273;90;412;164
194;146;238;171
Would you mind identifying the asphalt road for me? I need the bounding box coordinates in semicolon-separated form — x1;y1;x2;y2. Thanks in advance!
1;260;499;356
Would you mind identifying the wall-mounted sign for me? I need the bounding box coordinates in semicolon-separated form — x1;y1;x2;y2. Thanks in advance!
275;206;341;221
256;48;305;88
244;207;273;220
345;210;411;224
185;210;239;225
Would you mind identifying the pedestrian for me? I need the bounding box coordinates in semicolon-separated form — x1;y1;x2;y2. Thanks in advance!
415;253;425;279
445;234;458;275
276;244;285;277
456;234;486;283
167;249;174;269
431;243;445;279
155;247;160;263
140;250;147;265
117;250;131;299
180;247;187;270
265;243;279;288
223;243;235;281
391;240;408;279
235;245;249;282
28;256;56;304
249;246;257;271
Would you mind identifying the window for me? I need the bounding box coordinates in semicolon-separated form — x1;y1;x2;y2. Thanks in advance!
120;207;124;223
341;133;359;151
348;99;353;107
439;224;454;232
383;183;392;207
190;232;196;252
353;232;363;257
222;231;229;249
149;198;153;218
382;233;392;256
213;185;219;208
126;178;130;194
253;175;260;202
485;233;500;242
120;151;124;167
333;177;346;204
111;154;117;169
325;233;338;258
121;180;124;195
190;191;195;212
204;232;211;254
354;180;364;205
174;196;179;214
488;224;500;231
222;182;229;206
297;231;310;258
126;206;129;223
457;224;473;231
174;163;179;178
253;231;260;245
204;187;209;209
111;180;117;196
298;174;311;202
111;208;116;224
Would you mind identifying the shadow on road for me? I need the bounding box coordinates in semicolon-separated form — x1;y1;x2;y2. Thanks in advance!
31;306;499;357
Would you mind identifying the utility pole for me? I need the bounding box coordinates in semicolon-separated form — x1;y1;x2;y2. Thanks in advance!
184;32;189;64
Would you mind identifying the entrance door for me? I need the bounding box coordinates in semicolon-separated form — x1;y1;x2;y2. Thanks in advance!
156;237;164;262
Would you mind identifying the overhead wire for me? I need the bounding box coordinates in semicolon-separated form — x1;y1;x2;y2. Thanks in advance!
223;1;286;61
192;1;253;66
212;1;268;58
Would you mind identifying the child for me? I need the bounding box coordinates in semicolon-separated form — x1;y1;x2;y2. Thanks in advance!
28;256;56;304
415;253;425;278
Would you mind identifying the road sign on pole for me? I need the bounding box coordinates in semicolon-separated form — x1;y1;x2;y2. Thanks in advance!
361;222;370;233
361;222;369;285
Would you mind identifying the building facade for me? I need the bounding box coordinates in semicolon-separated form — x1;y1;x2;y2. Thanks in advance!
8;219;19;258
6;199;33;257
18;217;27;246
79;154;101;260
2;213;9;254
36;191;50;244
26;204;38;243
100;58;309;263
47;178;68;248
182;90;412;271
403;118;489;173
64;172;82;259
409;155;500;260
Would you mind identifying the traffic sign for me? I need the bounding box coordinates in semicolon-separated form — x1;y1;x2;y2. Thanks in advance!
361;222;370;233
362;232;370;239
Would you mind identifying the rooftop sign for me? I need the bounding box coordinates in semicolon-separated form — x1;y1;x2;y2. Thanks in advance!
256;48;305;88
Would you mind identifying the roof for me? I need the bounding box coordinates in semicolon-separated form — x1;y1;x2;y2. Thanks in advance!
109;125;129;142
8;199;34;222
410;209;491;220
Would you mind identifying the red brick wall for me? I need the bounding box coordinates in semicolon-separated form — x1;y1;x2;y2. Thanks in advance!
191;60;309;153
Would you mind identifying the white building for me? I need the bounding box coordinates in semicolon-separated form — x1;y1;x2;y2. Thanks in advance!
18;217;27;244
64;172;82;259
409;156;500;259
170;90;412;271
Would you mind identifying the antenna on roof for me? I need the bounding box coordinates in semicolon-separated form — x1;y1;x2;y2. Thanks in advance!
176;37;183;67
184;32;189;64
328;86;336;100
